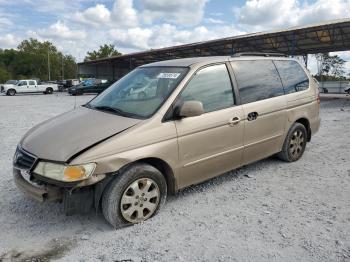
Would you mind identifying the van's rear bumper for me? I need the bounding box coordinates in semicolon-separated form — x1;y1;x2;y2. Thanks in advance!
13;169;62;202
310;115;321;136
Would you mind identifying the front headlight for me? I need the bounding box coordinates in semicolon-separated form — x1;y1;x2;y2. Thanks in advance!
33;161;96;182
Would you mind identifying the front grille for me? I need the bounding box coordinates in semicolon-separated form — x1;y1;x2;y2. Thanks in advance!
13;147;37;171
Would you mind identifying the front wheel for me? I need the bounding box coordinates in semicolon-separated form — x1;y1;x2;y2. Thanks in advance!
277;123;307;162
102;163;167;228
6;89;16;96
45;87;53;94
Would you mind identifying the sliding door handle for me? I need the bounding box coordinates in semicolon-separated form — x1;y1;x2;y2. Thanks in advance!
228;116;241;126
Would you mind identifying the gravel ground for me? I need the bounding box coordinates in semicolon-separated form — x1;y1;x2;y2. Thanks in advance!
0;93;349;262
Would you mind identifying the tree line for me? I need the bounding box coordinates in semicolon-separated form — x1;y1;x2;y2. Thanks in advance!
0;39;121;83
0;39;77;83
0;38;348;83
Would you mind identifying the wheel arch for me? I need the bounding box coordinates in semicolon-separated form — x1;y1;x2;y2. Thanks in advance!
295;117;311;142
134;157;176;195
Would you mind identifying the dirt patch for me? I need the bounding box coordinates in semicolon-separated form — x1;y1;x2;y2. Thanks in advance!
0;238;75;262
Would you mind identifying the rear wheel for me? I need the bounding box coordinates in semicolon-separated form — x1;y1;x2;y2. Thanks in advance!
277;123;307;162
102;163;167;228
6;89;16;96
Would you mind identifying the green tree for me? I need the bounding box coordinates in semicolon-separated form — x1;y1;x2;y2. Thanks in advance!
0;65;11;83
84;44;121;61
315;53;346;80
0;38;78;81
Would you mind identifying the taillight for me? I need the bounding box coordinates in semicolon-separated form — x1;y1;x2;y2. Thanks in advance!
317;94;320;104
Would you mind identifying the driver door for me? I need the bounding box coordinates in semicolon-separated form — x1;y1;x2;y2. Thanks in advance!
18;81;30;93
174;64;244;189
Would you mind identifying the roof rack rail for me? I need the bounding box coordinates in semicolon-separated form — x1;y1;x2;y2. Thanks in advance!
232;52;288;57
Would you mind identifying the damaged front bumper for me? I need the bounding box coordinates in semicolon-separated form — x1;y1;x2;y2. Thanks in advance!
13;167;113;215
13;168;63;202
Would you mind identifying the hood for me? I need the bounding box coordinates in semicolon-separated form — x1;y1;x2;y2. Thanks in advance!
2;84;15;89
21;106;141;162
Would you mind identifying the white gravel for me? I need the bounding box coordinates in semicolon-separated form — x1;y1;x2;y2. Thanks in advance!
0;93;349;262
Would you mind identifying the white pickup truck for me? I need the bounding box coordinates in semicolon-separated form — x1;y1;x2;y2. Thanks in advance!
1;79;58;96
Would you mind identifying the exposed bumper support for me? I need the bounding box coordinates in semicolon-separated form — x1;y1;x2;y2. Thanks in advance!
13;169;62;202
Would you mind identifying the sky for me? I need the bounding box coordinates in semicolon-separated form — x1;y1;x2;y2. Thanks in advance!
0;0;350;73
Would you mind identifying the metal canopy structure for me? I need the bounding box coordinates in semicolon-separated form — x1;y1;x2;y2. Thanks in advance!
78;18;350;79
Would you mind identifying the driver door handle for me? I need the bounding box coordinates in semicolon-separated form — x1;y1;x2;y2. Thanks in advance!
228;116;241;126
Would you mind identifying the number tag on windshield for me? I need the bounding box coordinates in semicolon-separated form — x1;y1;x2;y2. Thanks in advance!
157;73;180;79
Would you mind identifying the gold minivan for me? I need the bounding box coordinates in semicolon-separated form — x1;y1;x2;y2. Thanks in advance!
13;54;320;228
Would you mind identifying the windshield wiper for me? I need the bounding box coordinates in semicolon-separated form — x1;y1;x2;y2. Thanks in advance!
91;105;141;118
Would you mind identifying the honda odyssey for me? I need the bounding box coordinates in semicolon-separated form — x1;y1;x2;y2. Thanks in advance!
13;54;320;228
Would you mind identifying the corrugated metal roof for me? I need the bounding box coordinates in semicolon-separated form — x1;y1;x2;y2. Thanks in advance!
79;18;350;68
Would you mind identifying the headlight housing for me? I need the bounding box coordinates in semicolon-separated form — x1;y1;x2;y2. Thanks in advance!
33;161;96;182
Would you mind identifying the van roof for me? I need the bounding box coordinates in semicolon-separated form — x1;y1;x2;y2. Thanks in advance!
141;54;294;67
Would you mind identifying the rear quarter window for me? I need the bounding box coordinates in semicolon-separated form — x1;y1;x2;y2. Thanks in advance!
274;60;309;94
231;60;284;104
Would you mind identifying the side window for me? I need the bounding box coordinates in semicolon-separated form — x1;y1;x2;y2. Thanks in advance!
19;81;27;86
180;64;234;113
231;60;284;104
274;60;309;94
29;81;36;85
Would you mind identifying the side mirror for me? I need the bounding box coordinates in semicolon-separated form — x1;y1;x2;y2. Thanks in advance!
178;100;204;118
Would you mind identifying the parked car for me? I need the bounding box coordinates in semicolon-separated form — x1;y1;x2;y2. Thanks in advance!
345;83;350;94
1;79;58;96
65;79;80;88
13;55;320;228
128;79;158;98
68;80;112;95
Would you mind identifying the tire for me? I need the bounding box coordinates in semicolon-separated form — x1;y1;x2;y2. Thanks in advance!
277;123;307;162
6;89;16;96
102;163;167;228
45;87;53;94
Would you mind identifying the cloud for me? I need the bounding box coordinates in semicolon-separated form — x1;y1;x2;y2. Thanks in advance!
109;23;245;51
140;0;208;26
38;21;86;40
20;0;86;13
109;27;153;49
0;34;21;48
204;18;225;24
0;17;12;28
111;0;138;27
234;0;350;31
71;4;111;27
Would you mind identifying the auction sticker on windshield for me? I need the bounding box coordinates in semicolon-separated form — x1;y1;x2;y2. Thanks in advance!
157;73;181;79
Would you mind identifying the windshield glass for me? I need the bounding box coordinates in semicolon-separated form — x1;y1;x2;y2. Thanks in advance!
88;66;188;118
6;80;18;84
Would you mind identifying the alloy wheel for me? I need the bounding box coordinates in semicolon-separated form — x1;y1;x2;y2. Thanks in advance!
120;178;160;223
289;130;304;159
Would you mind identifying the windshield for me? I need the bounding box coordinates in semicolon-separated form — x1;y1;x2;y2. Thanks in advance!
6;80;18;84
88;66;188;118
